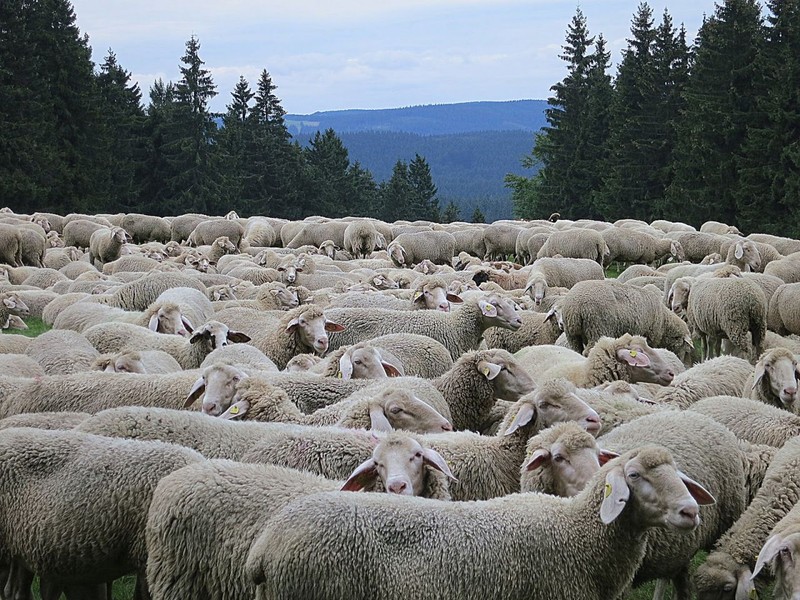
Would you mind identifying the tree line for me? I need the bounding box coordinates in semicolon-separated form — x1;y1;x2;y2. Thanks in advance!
508;0;800;238
0;0;447;223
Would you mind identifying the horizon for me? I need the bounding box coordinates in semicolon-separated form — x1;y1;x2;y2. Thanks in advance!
69;0;717;115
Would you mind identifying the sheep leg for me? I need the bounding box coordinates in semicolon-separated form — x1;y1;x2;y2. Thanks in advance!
133;573;151;600
62;583;107;600
671;567;691;600
3;563;33;600
652;578;669;600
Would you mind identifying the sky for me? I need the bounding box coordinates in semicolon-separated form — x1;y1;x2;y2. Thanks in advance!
69;0;720;115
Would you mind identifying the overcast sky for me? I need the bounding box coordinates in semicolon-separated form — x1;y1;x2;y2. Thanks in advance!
69;0;719;115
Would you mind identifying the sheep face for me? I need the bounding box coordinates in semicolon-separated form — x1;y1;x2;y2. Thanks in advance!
754;349;800;407
731;240;761;272
752;529;800;600
339;345;400;380
285;310;344;356
267;286;299;310
341;434;456;496
148;305;193;337
476;350;535;401
694;552;755;600
505;379;601;437
185;363;248;417
46;231;64;247
113;353;146;374
667;279;692;316
212;236;236;257
190;321;251;352
367;388;452;434
477;295;523;331
526;275;548;306
1;294;29;318
413;282;462;312
277;258;300;284
284;353;322;373
319;240;337;259
613;337;675;386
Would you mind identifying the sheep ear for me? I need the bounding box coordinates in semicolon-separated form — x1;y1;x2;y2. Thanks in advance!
735;568;755;600
616;348;651;367
339;354;354;380
148;314;160;332
667;288;674;308
598;450;620;466
181;316;194;333
185;377;206;407
422;448;458;482
544;306;557;322
735;243;745;260
340;458;378;492
369;405;393;432
477;360;502;380
677;470;716;505
227;330;251;344
446;293;463;303
752;534;785;579
190;328;209;344
504;403;536;436
285;317;299;333
752;362;766;390
600;466;630;524
412;291;425;305
523;448;550;471
218;399;250;420
478;299;497;317
324;321;345;332
381;361;402;378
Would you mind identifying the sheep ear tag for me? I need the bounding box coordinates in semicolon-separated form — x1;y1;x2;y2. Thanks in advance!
478;301;497;317
412;291;424;304
477;361;502;380
599;467;629;524
616;348;650;368
219;400;249;420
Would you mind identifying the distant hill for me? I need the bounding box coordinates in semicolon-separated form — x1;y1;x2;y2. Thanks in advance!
288;100;546;221
285;100;547;136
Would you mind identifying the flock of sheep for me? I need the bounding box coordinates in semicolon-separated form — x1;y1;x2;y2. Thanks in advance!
1;208;800;600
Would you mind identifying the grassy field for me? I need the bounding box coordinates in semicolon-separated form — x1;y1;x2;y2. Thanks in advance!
2;317;51;337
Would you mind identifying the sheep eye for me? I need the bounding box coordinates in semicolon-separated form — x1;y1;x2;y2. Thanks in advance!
389;406;402;414
553;454;564;463
414;451;422;459
354;360;362;365
628;471;641;480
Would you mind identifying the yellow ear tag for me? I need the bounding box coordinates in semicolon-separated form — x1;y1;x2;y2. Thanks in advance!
629;350;637;357
337;371;343;379
749;590;759;600
604;483;612;498
230;406;239;415
481;366;491;377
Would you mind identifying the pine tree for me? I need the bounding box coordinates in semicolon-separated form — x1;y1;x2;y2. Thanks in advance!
165;35;222;215
407;154;440;221
441;200;461;223
303;129;353;218
218;76;254;211
94;50;146;212
734;0;800;236
139;79;178;214
471;206;486;223
378;160;413;222
667;0;765;228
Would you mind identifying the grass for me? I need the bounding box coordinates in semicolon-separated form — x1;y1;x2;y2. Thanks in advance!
31;576;136;600
2;317;51;337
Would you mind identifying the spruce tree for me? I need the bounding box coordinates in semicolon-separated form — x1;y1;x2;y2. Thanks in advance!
407;154;440;221
218;76;254;211
667;0;765;228
303;129;353;218
139;79;178;214
379;160;413;222
471;206;486;223
441;201;461;223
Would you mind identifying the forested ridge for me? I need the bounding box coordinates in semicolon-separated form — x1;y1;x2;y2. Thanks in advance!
509;0;800;237
1;0;798;233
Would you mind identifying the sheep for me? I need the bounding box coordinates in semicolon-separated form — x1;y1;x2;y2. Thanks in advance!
651;355;754;409
694;436;800;600
701;220;741;235
768;282;800;337
1;314;27;332
0;224;23;267
311;342;403;379
0;411;90;431
387;231;456;267
241;217;277;248
153;286;215;330
285;221;349;249
13;289;58;319
743;347;800;412
52;299;193;337
62;218;107;249
617;263;662;283
19;267;67;290
246;444;713;600
18;227;47;267
202;235;236;265
21;328;98;376
524;257;605;307
119;213;171;244
536;228;610;265
674;231;729;262
188;218;244;248
751;501;800;599
0;428;204;598
343;219;380;259
748;233;800;256
0;334;32;355
83;320;250;369
93;350;183;374
145;433;454;600
204;376;453;434
483;308;562;353
40;292;90;326
199;344;279;372
101;271;206;311
102;253;163;274
688;395;800;447
339;332;453;379
721;238;764;272
676;276;767;361
560;279;694;361
30;212;64;234
598;411;747;599
601;227;685;266
482;223;523;260
326;294;522;361
764;256;800;284
0;354;45;377
539;334;677;388
88;226;129;267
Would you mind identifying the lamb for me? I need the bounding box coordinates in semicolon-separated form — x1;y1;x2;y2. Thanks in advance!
325;294;523;361
23;329;100;375
82;320;250;369
524;256;605;307
744;347;800;412
93;350;183;374
202;376;453;434
598;411;747;599
536;228;610;265
246;444;713;600
387;231;456;267
343;219;380;259
560;278;694;360
145;433;454;600
539;334;677;388
651;355;754;409
88;226;129;267
676;275;767;361
0;428;204;599
751;501;800;600
689;396;800;447
694;436;800;600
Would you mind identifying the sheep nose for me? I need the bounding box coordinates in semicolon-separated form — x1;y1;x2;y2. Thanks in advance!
441;421;453;432
388;481;408;494
438;303;450;312
785;387;797;398
679;504;699;522
666;370;675;379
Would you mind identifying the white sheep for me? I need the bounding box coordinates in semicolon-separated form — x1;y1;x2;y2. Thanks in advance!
88;226;130;267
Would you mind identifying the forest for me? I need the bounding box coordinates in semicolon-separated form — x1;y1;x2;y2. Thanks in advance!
508;0;800;237
1;0;798;234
